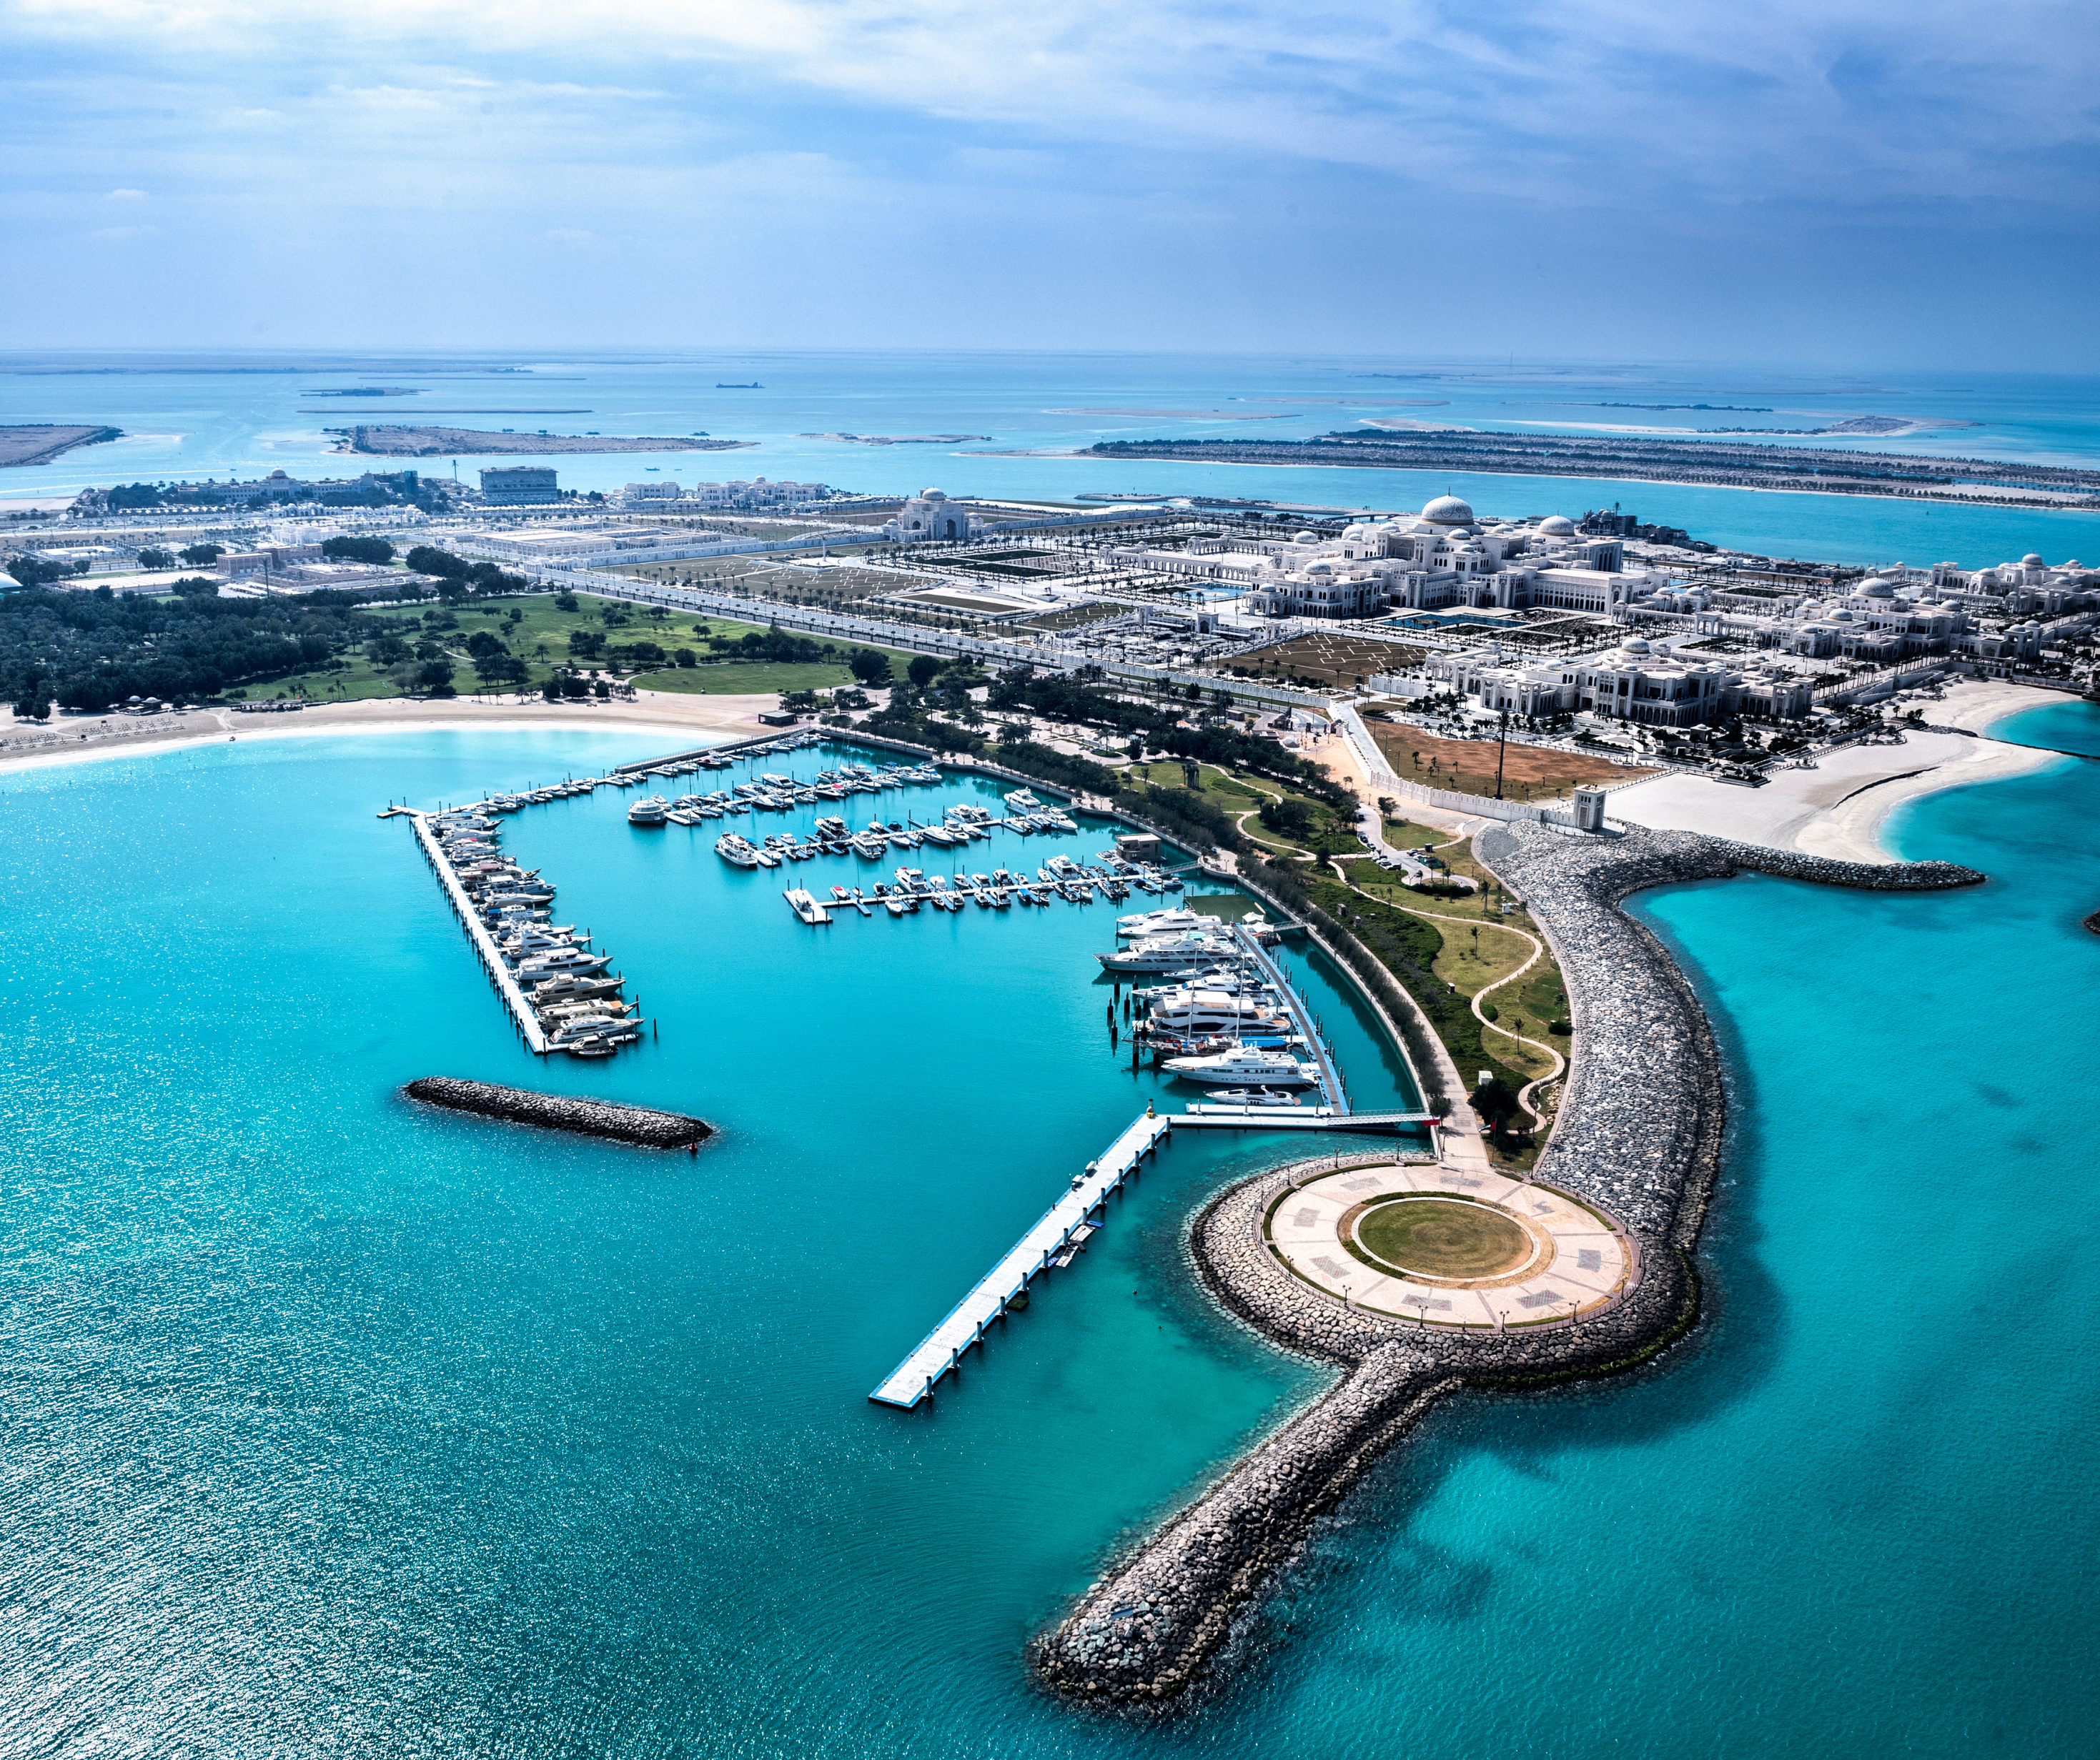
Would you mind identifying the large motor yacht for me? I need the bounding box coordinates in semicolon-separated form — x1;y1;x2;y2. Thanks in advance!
627;795;670;827
1096;932;1237;973
1160;1043;1319;1085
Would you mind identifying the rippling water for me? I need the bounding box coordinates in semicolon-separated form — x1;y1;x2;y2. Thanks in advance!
2;719;2096;1756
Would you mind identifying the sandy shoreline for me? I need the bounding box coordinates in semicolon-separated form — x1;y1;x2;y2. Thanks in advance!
0;690;791;780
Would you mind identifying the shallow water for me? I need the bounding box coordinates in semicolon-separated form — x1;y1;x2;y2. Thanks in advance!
3;716;2096;1756
5;350;2099;568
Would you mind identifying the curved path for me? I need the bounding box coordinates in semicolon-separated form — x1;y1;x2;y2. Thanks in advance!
1326;855;1567;1128
1032;822;1984;1710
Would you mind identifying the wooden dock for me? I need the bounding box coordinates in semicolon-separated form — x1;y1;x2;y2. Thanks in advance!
402;810;551;1055
868;1111;1172;1408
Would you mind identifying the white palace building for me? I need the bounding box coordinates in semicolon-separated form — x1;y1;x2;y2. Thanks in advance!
1111;495;1661;620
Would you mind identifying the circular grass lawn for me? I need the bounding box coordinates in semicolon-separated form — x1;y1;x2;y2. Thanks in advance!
1354;1197;1533;1281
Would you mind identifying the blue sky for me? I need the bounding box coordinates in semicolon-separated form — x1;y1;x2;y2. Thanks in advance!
3;0;2096;365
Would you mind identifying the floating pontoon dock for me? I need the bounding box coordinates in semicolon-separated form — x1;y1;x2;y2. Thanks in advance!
402;810;551;1055
1231;922;1347;1113
868;1111;1172;1408
1173;1109;1438;1132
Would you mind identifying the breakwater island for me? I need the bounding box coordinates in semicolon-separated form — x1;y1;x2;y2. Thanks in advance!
404;1076;710;1148
334;426;755;456
0;423;123;467
1033;820;1983;1709
1086;430;2100;506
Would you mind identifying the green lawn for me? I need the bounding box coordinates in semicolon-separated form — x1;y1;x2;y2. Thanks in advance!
261;591;933;703
633;660;863;696
1353;1197;1529;1280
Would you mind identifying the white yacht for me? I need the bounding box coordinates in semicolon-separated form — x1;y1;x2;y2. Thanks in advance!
1096;933;1237;973
628;795;670;827
1144;988;1285;1035
1200;1088;1302;1108
715;834;762;868
1116;906;1209;938
1003;787;1041;812
1161;1045;1319;1085
517;948;613;983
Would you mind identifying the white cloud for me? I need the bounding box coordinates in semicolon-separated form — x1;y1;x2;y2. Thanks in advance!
14;0;2098;212
106;186;148;199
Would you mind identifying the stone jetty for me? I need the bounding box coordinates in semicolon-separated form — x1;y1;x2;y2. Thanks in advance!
1031;822;1982;1709
402;1077;710;1148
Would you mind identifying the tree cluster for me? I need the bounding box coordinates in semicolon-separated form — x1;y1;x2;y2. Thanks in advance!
0;584;373;711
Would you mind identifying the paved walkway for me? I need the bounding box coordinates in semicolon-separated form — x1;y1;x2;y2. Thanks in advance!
1267;1160;1628;1330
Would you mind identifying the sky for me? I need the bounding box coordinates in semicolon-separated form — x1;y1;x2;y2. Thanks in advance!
3;0;2098;366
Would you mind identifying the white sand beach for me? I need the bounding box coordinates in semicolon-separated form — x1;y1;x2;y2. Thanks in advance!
1608;729;2063;862
0;688;790;779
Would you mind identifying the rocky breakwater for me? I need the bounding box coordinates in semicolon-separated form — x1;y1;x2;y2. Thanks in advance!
1033;822;1981;1709
403;1077;710;1148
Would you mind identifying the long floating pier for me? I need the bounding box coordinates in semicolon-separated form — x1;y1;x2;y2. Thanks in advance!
1174;1108;1437;1132
1231;923;1347;1113
403;810;551;1055
868;1111;1173;1408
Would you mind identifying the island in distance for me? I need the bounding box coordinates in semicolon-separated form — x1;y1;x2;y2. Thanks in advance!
798;431;993;444
0;424;123;467
331;425;754;456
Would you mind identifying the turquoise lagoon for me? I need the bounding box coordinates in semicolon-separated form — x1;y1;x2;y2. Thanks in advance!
2;717;2097;1755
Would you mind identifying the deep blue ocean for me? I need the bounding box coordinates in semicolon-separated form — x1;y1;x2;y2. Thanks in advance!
4;705;2097;1756
4;349;2100;569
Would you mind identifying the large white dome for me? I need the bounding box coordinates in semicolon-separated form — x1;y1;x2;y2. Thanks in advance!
1421;494;1475;524
1536;514;1576;537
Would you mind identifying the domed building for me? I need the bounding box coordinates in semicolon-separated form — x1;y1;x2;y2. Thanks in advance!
881;487;981;543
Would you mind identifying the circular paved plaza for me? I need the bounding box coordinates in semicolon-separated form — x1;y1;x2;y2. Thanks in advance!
1265;1161;1632;1328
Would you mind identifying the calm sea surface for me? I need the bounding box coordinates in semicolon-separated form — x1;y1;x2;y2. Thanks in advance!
4;711;2097;1755
4;349;2100;568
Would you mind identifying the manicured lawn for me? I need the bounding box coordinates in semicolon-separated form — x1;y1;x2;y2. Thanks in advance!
1354;1197;1530;1279
632;660;862;696
268;591;933;704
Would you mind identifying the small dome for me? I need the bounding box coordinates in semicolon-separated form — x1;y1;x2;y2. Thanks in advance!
1292;530;1319;545
1536;514;1576;536
1422;494;1475;524
1858;576;1896;597
1832;610;1856;623
923;487;947;501
1307;562;1333;575
1620;637;1651;655
2022;552;2044;566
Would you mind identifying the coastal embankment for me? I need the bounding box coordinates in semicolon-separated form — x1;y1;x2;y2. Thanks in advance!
1032;822;1981;1709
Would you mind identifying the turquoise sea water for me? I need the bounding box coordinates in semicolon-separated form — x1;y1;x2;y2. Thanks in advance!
4;716;2099;1755
4;350;2100;569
